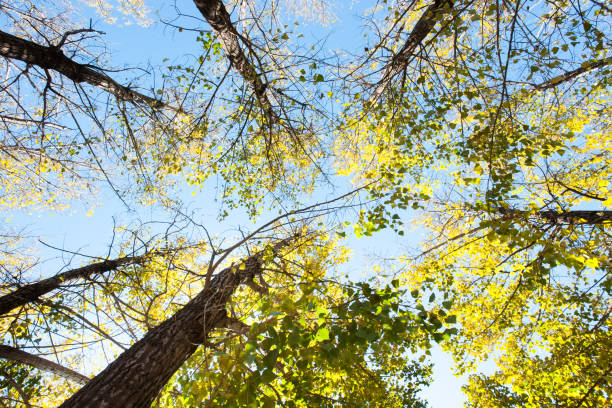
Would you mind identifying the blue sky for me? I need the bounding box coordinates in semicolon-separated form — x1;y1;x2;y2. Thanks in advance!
5;0;472;405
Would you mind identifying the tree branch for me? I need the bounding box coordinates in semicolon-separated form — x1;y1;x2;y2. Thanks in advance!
0;255;146;316
537;210;612;225
0;345;89;385
496;208;612;225
192;0;277;123
245;276;269;295
533;57;612;91
0;368;32;408
0;30;180;112
218;316;250;335
372;0;455;100
0;114;69;130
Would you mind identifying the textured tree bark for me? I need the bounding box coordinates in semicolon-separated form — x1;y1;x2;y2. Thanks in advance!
58;238;292;408
192;0;277;122
372;0;455;100
538;210;612;225
0;30;177;111
0;255;144;316
0;345;89;385
497;209;612;225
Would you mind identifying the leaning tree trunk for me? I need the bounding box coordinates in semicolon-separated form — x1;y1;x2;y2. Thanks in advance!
0;255;145;316
372;0;455;100
0;30;176;111
58;238;291;408
0;345;89;385
192;0;277;123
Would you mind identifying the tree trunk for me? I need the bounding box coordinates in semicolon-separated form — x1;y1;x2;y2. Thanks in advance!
0;345;89;385
58;238;292;408
538;210;612;225
372;0;455;100
0;255;144;316
0;30;177;112
498;209;612;225
192;0;277;122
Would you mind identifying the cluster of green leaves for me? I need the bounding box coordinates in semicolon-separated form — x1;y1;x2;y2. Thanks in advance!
1;0;610;406
0;361;42;406
155;278;449;408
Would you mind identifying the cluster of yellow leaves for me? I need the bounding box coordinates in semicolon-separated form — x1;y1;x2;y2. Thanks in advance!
0;149;90;212
404;199;611;405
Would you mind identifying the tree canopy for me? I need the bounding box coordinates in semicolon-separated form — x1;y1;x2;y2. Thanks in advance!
0;0;610;407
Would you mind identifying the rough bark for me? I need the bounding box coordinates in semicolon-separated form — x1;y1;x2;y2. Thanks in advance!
0;345;89;385
372;0;455;100
0;30;177;112
538;210;612;224
0;255;144;316
192;0;277;122
58;238;292;408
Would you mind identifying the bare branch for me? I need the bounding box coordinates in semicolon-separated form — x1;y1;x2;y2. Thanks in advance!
372;0;455;100
0;255;146;316
192;0;277;122
0;114;69;130
533;57;612;91
0;345;89;385
0;30;180;112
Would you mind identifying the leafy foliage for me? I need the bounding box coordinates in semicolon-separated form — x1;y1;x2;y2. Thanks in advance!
0;0;610;406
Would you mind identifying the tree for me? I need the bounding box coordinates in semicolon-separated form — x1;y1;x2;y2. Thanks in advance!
58;238;291;407
334;0;611;406
0;0;610;406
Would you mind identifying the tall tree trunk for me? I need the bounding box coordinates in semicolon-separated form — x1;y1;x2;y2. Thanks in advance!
0;30;177;112
0;255;144;316
192;0;277;122
58;238;292;408
372;0;455;100
0;345;89;385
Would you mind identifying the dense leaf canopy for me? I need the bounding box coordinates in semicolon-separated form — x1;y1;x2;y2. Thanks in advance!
0;0;609;407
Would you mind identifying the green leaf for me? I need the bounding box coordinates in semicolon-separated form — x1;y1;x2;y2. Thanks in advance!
260;368;276;384
314;327;330;342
